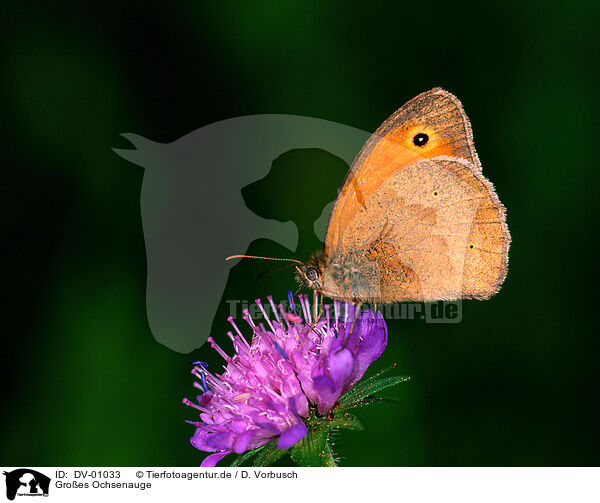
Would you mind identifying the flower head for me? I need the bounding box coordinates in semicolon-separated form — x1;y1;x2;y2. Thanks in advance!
183;293;388;467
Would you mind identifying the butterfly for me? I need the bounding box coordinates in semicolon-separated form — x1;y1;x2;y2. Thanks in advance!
296;88;510;303
230;88;510;304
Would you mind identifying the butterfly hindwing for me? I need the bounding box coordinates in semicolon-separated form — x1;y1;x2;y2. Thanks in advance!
321;157;509;302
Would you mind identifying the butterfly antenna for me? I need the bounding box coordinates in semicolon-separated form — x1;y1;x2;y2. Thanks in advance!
226;254;304;265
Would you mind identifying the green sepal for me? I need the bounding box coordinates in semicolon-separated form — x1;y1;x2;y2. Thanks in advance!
290;423;336;467
230;444;266;467
336;367;410;411
307;411;363;432
230;440;289;467
253;440;288;466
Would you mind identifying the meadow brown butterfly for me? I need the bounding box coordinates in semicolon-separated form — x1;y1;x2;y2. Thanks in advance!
229;88;510;304
297;88;510;303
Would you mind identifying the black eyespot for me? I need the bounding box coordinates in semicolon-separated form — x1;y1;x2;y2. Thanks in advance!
306;267;318;281
413;133;429;147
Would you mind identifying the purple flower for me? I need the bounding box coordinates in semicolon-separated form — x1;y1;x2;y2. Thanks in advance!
183;294;388;466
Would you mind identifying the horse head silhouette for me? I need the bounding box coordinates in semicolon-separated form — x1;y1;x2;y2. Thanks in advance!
113;115;368;352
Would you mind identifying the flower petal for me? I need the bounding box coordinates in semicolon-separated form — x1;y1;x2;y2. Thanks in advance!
289;393;309;418
343;310;388;393
206;431;235;451
233;430;255;454
200;451;231;467
314;346;354;415
191;428;222;451
277;422;308;449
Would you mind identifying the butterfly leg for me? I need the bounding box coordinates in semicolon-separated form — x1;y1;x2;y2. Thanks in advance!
307;294;326;336
348;301;363;336
380;220;399;242
313;290;319;322
319;293;325;323
335;301;363;354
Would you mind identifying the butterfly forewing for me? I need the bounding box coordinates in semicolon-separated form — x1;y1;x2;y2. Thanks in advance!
324;88;483;256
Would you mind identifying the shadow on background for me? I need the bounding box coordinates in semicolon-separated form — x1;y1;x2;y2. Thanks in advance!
211;148;348;344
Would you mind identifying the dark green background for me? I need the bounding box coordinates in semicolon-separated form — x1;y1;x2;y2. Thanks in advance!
2;2;598;466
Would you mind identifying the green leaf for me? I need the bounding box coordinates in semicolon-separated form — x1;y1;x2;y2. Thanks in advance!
337;368;410;411
253;440;288;467
290;425;336;467
327;413;363;431
307;412;363;432
339;365;396;404
351;395;385;408
230;444;267;467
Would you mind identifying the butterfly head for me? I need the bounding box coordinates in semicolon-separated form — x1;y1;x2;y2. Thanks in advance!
295;253;326;292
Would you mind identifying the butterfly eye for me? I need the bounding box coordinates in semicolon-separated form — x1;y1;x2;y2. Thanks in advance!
306;267;319;281
413;133;429;147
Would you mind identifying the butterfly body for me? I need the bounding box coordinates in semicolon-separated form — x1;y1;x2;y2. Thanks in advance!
298;88;511;303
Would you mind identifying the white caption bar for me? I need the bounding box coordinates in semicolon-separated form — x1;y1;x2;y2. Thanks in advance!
1;467;599;502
